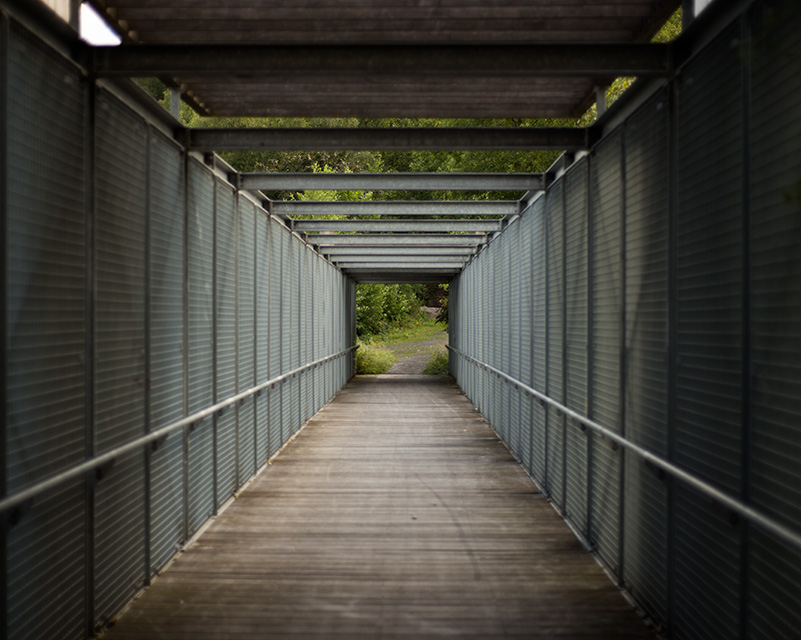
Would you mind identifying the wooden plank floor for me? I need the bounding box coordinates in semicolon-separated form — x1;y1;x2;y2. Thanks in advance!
103;375;655;639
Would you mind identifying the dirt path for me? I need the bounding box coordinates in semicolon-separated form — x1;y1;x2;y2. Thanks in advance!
386;330;448;374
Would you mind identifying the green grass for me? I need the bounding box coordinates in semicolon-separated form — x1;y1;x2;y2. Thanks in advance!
422;350;450;375
355;343;397;374
365;317;446;347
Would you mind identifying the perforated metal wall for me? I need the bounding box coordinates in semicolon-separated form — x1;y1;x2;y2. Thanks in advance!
1;17;355;637
449;4;801;639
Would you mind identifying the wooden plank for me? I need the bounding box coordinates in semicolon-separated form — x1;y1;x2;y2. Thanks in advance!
103;375;655;639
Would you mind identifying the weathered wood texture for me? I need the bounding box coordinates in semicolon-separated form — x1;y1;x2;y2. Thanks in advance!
103;375;654;639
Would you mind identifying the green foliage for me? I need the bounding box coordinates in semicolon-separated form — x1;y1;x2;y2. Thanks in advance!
422;351;450;375
355;343;396;374
356;284;426;337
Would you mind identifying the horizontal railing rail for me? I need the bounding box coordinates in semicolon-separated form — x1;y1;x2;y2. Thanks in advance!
446;344;801;553
0;345;358;515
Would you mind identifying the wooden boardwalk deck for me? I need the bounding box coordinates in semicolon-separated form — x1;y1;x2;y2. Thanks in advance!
103;375;654;639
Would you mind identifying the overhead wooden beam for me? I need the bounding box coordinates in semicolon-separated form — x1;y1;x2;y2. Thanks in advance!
189;127;589;151
93;43;670;78
245;173;544;192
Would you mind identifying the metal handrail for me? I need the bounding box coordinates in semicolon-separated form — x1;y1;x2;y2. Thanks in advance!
446;344;801;552
0;345;358;515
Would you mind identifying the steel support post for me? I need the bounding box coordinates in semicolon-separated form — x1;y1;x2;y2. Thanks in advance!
181;150;191;547
211;179;219;514
585;153;595;550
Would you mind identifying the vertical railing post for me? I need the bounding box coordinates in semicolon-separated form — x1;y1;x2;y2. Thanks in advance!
211;180;219;514
181;150;190;546
586;153;595;547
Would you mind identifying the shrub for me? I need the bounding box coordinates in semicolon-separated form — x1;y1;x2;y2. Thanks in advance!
422;351;450;375
355;343;396;374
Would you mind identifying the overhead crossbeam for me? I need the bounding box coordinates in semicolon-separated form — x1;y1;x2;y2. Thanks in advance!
92;44;670;78
246;173;543;192
306;234;487;247
188;127;589;152
321;246;476;257
293;220;499;233
339;262;464;270
329;255;469;265
274;201;518;217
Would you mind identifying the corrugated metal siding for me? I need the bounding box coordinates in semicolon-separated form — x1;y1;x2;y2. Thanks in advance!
215;182;238;504
674;23;744;640
589;132;624;574
94;91;147;453
622;91;670;625
5;21;86;493
186;161;215;533
148;132;186;574
747;2;801;636
238;199;256;482
93;92;148;624
546;182;565;506
564;163;589;534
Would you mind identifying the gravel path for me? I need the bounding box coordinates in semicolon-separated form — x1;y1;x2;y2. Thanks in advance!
386;330;449;374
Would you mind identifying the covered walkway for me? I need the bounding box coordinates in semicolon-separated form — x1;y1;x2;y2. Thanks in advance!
103;376;652;640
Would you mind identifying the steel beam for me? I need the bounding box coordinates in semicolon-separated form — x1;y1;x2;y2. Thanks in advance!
243;173;544;192
330;255;468;265
294;220;500;233
322;246;476;257
188;127;589;152
273;201;519;216
340;262;464;270
307;234;487;246
93;43;670;78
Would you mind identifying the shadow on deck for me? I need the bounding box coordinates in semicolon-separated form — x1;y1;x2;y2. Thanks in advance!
102;375;654;639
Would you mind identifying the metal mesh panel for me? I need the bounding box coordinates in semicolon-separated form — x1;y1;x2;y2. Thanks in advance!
622;91;670;625
92;92;149;627
268;219;283;455
546;182;565;506
187;161;214;415
7;479;85;640
589;132;624;573
215;182;237;504
747;2;801;634
148;132;185;574
530;198;548;484
238;199;256;481
94;450;146;627
281;232;293;436
94;92;147;453
564;162;589;534
255;210;270;463
674;24;744;640
5;23;86;492
149;431;184;573
186;161;215;532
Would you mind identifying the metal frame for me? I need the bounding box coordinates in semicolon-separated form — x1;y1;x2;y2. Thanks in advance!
187;127;591;152
292;219;500;233
273;201;519;217
242;173;544;192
